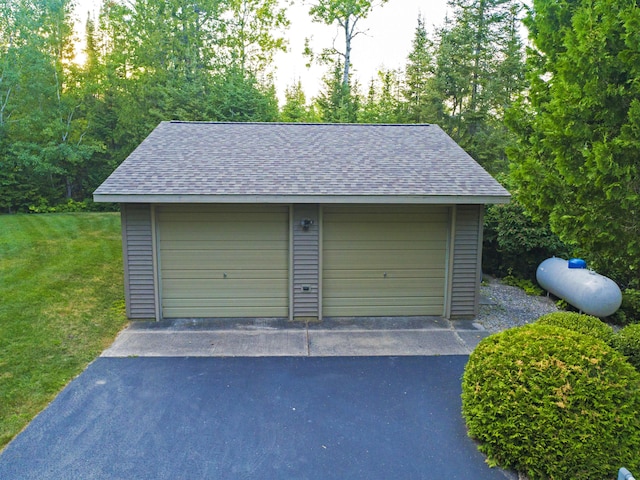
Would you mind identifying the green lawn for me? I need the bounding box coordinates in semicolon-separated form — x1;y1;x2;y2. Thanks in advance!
0;212;128;449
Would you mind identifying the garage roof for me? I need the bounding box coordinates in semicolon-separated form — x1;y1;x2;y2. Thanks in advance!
93;121;510;204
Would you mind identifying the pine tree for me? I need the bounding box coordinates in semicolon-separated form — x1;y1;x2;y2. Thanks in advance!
430;0;525;172
403;15;440;124
281;80;319;122
314;61;359;123
357;69;402;123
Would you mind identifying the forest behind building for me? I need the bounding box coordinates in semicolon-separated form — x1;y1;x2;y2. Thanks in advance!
2;0;640;288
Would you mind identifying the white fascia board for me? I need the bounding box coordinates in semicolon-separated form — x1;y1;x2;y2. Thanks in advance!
93;193;511;205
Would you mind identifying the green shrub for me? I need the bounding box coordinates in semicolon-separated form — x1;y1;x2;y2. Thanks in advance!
482;200;570;281
501;275;544;296
28;198;118;214
536;311;615;346
611;289;640;325
613;324;640;371
462;324;640;480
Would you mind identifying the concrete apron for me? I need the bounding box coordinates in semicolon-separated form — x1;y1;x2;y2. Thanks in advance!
102;317;492;357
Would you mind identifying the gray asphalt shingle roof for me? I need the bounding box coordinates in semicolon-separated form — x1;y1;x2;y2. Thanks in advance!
94;121;510;203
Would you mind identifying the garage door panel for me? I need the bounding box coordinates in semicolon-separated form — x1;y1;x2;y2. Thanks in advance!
324;250;446;270
160;222;287;241
162;269;288;280
324;240;446;251
157;212;287;224
163;295;287;307
324;296;444;308
158;205;289;318
161;204;288;214
325;205;448;215
325;212;449;224
322;206;448;317
161;240;287;251
162;306;287;318
162;279;288;298
324;278;445;296
323;268;445;280
323;223;448;242
161;250;288;271
322;304;440;317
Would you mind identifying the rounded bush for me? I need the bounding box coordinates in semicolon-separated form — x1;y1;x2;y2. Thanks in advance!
462;324;640;480
613;323;640;371
536;311;615;345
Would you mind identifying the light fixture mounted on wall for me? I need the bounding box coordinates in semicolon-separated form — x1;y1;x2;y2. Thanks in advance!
301;218;314;231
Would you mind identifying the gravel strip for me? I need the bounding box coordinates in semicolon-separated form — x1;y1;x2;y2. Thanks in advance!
475;277;559;333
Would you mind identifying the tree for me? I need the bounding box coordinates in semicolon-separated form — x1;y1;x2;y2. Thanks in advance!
358;68;402;123
432;16;473;137
429;0;524;173
402;15;440;124
507;0;640;284
358;78;379;123
94;0;286;161
483;199;570;280
0;0;292;212
220;0;289;75
0;0;106;211
314;60;359;122
280;80;319;122
208;66;279;121
306;0;388;87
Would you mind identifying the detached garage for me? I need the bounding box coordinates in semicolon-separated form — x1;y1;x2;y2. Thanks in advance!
94;122;510;322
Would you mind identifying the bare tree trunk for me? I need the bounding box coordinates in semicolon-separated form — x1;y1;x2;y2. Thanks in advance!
343;15;351;87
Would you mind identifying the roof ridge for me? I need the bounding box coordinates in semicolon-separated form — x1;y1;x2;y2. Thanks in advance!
167;121;433;127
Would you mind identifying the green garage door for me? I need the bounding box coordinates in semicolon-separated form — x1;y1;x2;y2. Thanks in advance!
323;206;449;317
158;205;289;318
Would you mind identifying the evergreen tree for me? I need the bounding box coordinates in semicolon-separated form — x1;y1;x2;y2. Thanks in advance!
358;78;379;124
430;0;525;173
402;15;440;124
315;61;359;123
507;0;640;284
94;0;287;163
209;66;280;121
358;69;402;123
280;80;319;122
432;15;473;138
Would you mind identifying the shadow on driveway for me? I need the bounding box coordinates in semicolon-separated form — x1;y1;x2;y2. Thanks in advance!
0;356;513;479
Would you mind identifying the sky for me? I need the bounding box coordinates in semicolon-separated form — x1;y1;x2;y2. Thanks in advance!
272;1;451;100
73;0;452;102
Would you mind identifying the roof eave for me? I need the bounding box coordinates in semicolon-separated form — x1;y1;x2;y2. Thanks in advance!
93;193;511;205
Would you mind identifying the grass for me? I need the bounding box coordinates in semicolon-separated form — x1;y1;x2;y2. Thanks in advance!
0;212;127;449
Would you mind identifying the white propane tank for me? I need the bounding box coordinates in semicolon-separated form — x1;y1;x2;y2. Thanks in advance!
536;257;622;317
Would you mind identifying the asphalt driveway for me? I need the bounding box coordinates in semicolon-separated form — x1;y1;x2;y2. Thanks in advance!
0;356;512;480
